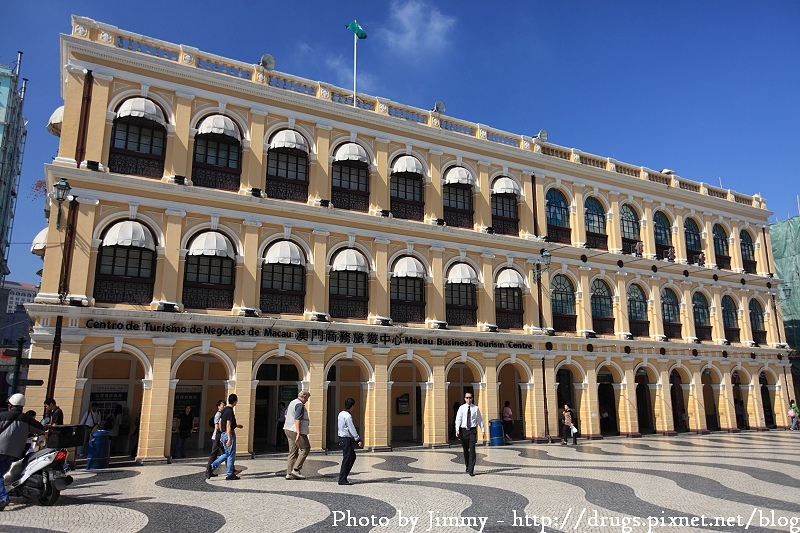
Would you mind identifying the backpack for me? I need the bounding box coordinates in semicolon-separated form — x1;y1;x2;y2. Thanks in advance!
103;415;114;431
209;416;216;429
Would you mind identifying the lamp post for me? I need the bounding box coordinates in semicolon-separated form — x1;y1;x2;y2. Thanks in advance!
47;178;74;400
532;248;553;442
52;178;71;229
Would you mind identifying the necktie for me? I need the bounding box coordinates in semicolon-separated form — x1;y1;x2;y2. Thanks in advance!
466;405;471;429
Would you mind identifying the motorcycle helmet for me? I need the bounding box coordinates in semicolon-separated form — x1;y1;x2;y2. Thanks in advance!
7;393;25;407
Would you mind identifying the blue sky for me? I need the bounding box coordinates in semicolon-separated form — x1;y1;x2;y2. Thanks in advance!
2;1;799;286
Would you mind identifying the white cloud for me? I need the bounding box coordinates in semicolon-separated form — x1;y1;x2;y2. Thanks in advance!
325;54;379;95
383;0;456;59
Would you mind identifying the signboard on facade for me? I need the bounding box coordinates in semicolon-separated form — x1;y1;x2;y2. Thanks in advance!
83;319;535;351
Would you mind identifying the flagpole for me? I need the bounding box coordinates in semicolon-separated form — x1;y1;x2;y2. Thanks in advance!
353;22;358;108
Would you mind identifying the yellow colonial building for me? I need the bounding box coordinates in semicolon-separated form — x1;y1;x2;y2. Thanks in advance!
26;15;793;462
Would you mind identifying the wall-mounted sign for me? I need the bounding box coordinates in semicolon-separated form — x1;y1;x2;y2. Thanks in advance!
396;393;410;415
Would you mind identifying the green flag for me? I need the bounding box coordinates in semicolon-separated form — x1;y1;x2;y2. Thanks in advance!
346;21;367;40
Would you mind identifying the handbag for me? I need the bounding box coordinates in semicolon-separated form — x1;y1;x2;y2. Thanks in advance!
570;424;578;435
789;408;796;418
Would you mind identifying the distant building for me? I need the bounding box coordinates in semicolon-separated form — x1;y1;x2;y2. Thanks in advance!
770;216;800;400
0;53;27;283
2;280;37;313
0;281;35;345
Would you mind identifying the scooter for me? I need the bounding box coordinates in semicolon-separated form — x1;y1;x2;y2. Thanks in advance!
3;447;73;506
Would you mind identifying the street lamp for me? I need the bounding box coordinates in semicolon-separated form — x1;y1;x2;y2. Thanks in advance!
52;178;71;229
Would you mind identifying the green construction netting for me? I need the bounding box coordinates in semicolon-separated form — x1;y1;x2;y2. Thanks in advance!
770;216;800;378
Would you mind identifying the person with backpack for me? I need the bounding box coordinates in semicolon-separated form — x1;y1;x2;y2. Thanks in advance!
205;399;226;478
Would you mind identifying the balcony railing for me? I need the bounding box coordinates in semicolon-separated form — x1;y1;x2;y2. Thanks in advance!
553;313;577;332
390;199;424;221
446;307;477;327
496;310;524;330
716;254;732;270
585;232;608;250
265;178;308;203
260;292;304;315
391;302;425;323
108;151;164;179
592;317;615;335
547;225;571;244
695;325;713;342
664;323;683;340
630;320;650;338
492;217;519;236
330;297;368;319
724;327;740;344
183;285;234;309
753;330;767;346
743;259;757;274
94;278;154;305
331;190;369;212
191;167;240;191
443;208;473;229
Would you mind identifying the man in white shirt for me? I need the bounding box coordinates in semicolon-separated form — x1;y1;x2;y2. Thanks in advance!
454;392;485;476
283;390;311;480
337;397;362;485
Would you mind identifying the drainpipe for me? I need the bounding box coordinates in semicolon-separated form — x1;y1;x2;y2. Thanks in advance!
75;70;94;168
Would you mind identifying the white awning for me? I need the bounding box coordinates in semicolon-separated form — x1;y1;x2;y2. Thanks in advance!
333;143;368;163
102;220;156;250
391;155;425;176
492;177;520;195
116;98;166;128
447;263;478;284
188;231;235;259
46;106;64;137
31;228;48;257
197;115;241;141
392;256;425;278
264;241;304;265
443;166;473;185
270;130;308;152
331;249;368;272
496;269;525;288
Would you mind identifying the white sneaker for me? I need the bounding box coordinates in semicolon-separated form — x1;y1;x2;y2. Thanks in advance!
291;469;306;479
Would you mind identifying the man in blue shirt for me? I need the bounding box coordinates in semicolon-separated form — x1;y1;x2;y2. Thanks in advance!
454;392;485;476
337;397;362;485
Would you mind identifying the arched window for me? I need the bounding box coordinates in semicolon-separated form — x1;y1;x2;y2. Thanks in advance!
584;197;607;250
109;98;167;179
551;274;576;332
749;299;766;346
390;156;425;221
260;241;306;315
546;189;571;244
590;279;614;334
332;143;370;212
445;263;478;326
740;230;757;273
684;218;702;264
620;204;640;255
192;115;242;191
329;249;369;318
661;288;682;340
627;284;649;338
713;224;731;269
183;231;236;309
265;129;309;202
94;220;156;304
495;268;525;330
390;256;426;323
692;292;712;341
491;177;520;235
721;295;740;343
443;167;474;229
653;211;672;259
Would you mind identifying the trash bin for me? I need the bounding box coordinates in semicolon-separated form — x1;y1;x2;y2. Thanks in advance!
489;418;504;446
86;430;110;469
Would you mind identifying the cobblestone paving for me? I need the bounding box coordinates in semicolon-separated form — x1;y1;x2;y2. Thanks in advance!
1;432;798;533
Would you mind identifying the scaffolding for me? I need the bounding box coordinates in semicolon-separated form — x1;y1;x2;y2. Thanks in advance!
771;216;800;398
